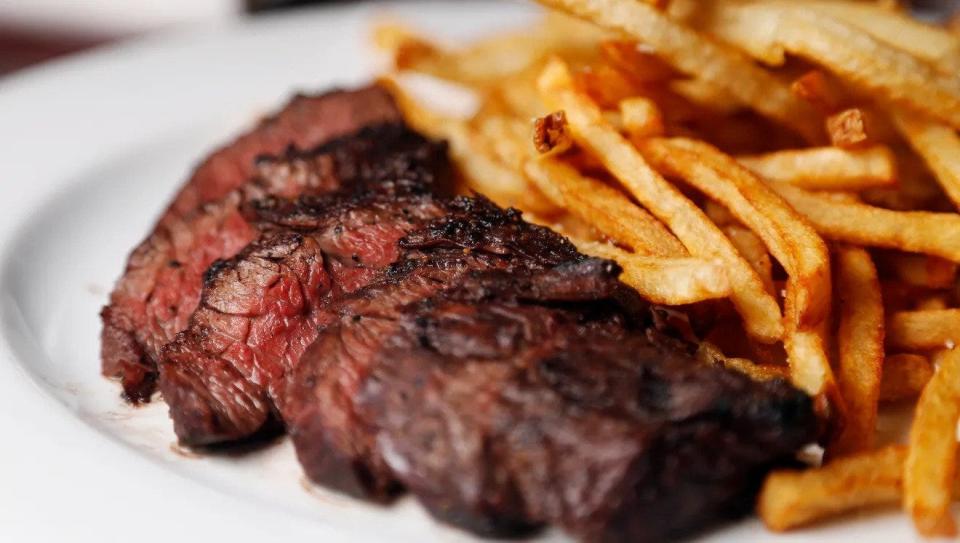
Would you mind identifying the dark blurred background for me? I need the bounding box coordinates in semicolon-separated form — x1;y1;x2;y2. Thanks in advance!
0;0;958;77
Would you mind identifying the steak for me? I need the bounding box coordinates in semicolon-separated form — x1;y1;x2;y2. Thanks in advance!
101;86;403;402
158;187;453;444
286;197;589;500
298;264;816;542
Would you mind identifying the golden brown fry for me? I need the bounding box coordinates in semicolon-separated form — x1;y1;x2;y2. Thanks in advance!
669;78;742;114
598;40;677;82
758;445;907;531
537;58;784;342
790;69;850;114
638;137;833;397
379;77;558;215
724;225;775;295
737;146;896;191
880;252;958;289
376;14;606;88
639;138;831;325
904;348;960;536
769;184;960;262
533;111;573;155
887;309;960;352
534;0;822;142
691;3;960;130
619;97;665;141
892;110;960;212
826;108;871;149
795;0;960;74
830;246;884;456
722;357;790;382
524;158;686;256
572;238;732;304
917;296;949;312
880;353;934;403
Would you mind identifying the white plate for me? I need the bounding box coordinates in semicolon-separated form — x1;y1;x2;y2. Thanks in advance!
0;2;946;541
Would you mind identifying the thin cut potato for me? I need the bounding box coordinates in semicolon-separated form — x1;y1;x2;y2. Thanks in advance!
830;245;884;456
379;77;558;215
904;348;960;536
638;137;834;398
881;252;957;289
769;183;960;263
374;13;607;88
880;353;934;403
758;445;908;531
537;57;785;342
723;225;775;295
689;3;960;129
892;110;960;212
826;108;871;149
524;158;686;257
619;97;665;141
572;238;732;304
533;0;823;142
887;309;960;352
723;357;789;382
598;40;677;83
669;78;742;114
789;0;960;74
737;146;896;191
638;138;831;326
791;69;849;114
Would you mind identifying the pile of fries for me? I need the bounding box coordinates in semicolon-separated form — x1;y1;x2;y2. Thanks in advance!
374;0;960;536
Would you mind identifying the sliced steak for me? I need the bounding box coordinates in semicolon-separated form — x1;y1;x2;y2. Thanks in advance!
287;197;588;500
159;190;451;445
166;86;400;218
356;268;817;542
99;91;417;402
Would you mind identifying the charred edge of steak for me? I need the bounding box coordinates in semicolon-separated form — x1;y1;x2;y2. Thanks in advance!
351;270;817;542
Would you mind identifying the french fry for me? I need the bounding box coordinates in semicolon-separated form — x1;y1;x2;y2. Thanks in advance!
689;3;960;130
830;246;884;456
826;108;871;149
572;238;732;304
724;225;775;295
916;296;949;312
534;0;823;142
375;14;606;88
758;445;907;531
619;96;665;141
879;252;957;289
524;157;686;256
722;357;790;382
796;0;960;74
669;78;742;114
769;183;960;263
887;309;960;351
904;348;960;536
892;110;960;212
537;58;784;342
532;111;574;156
380;77;558;215
790;69;850;114
598;40;678;83
880;353;933;403
737;146;896;191
638;137;834;398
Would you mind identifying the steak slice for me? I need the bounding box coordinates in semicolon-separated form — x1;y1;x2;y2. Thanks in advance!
98;90;411;402
354;268;817;542
286;197;588;500
159;191;451;445
166;86;400;218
